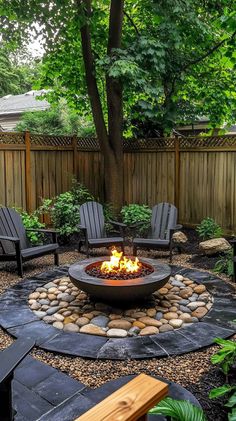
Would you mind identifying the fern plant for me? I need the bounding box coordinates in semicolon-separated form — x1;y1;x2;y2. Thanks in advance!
149;397;207;420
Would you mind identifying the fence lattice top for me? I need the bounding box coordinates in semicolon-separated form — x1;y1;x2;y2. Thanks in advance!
0;132;25;144
30;134;73;146
180;135;236;149
1;131;236;150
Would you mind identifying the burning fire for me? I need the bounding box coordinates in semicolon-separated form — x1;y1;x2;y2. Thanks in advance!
101;248;141;274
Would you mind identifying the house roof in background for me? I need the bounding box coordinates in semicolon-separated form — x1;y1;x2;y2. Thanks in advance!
0;90;50;115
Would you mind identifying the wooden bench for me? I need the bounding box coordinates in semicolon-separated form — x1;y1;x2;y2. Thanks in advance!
75;373;168;421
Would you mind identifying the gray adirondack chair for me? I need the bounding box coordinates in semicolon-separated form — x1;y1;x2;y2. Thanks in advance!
0;207;59;277
78;201;126;257
133;202;182;262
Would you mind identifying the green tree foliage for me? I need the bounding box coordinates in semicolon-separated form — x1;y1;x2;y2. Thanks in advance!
0;47;19;96
0;45;40;96
28;0;236;135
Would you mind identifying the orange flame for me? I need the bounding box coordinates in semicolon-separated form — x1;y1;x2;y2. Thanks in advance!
101;248;141;274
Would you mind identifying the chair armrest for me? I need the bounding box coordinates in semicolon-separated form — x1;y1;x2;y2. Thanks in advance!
169;225;183;241
0;338;35;384
129;221;149;229
170;224;183;231
26;229;58;234
78;225;87;231
109;220;127;228
0;235;20;243
26;228;58;243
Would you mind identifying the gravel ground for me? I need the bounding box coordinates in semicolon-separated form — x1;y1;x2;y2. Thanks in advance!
0;247;235;420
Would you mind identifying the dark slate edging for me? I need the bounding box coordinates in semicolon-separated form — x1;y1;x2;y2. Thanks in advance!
14;355;202;421
0;265;235;360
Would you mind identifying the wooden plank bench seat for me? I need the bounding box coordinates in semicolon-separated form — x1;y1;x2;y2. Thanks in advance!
75;373;168;421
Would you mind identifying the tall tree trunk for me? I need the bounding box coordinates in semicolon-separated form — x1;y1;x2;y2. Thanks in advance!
105;0;124;213
79;0;124;213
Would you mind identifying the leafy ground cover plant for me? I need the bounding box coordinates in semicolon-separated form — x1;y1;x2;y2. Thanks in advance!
121;204;151;235
15;208;45;244
196;217;223;240
209;338;236;420
214;249;233;277
149;397;206;420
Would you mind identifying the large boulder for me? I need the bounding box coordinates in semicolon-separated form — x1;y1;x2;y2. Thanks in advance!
199;238;231;256
172;231;188;244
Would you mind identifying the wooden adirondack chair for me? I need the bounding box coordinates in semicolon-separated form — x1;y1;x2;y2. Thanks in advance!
133;202;182;262
0;207;59;277
78;201;126;257
0;338;35;421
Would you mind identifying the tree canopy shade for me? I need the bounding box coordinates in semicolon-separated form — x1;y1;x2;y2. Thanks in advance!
1;0;236;208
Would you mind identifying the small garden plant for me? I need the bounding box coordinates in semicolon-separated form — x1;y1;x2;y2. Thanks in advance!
196;217;223;240
209;338;236;420
121;204;151;234
38;180;94;239
15;208;45;244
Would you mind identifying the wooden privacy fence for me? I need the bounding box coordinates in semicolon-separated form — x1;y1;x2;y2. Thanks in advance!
1;131;236;233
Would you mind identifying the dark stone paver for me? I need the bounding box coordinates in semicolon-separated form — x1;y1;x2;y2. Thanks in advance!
12;355;202;421
33;371;85;406
13;379;54;421
0;265;235;360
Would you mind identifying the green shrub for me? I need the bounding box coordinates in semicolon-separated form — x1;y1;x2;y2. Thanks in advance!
39;193;80;237
70;178;95;204
209;338;236;420
121;204;152;236
214;249;233;277
38;180;94;238
149;397;206;420
15;208;45;244
196;217;223;240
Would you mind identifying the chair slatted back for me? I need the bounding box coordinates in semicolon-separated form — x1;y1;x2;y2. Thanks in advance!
80;202;106;239
151;202;177;240
0;208;30;254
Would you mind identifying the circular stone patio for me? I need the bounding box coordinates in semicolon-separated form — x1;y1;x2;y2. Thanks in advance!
28;269;213;338
0;264;235;360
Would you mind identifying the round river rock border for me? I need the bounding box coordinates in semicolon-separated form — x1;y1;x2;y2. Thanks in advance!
0;264;235;360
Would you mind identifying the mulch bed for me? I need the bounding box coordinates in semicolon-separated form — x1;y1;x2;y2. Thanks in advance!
0;245;235;420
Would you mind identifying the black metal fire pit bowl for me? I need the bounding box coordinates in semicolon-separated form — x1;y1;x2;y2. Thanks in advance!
69;257;171;303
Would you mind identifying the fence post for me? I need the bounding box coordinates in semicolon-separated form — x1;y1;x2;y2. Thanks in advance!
174;136;180;210
72;135;77;176
25;130;32;213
